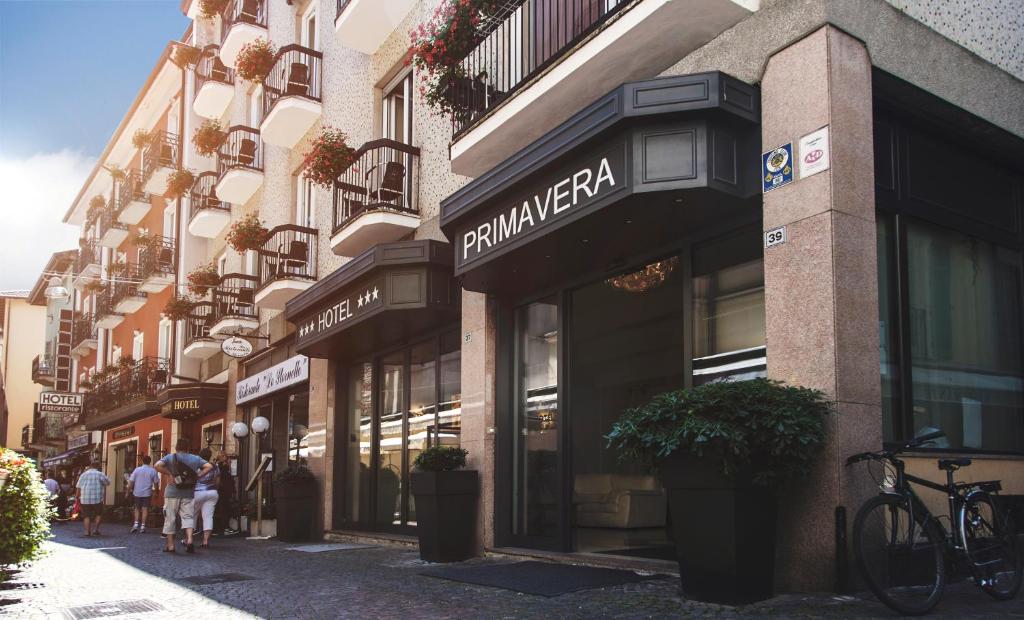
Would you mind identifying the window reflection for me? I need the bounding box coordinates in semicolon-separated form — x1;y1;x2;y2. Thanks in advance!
692;255;766;385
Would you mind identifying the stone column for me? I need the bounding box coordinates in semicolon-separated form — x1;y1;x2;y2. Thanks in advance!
307;357;334;536
460;289;499;551
761;26;882;592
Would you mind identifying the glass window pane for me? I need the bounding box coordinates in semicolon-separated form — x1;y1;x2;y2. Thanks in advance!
378;354;404;526
439;331;462;447
345;362;373;525
407;342;436;525
906;221;1024;451
877;215;900;442
288;393;309;464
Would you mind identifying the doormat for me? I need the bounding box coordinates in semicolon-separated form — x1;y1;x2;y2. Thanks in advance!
287;543;378;553
64;599;163;619
595;546;677;561
181;573;257;585
420;560;669;597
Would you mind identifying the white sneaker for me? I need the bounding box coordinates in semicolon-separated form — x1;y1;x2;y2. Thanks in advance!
139;526;146;534
130;524;139;533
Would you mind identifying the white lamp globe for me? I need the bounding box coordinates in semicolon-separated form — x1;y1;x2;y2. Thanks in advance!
251;416;270;434
231;421;249;438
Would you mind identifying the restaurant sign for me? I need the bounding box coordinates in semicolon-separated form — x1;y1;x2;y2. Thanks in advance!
236;355;309;405
67;434;91;449
112;426;135;440
39;391;83;414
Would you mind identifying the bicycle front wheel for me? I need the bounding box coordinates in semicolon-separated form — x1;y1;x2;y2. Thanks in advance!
853;494;946;615
960;492;1022;600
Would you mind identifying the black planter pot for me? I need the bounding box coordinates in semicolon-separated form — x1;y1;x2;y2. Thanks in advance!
660;452;777;604
410;470;478;563
273;480;317;542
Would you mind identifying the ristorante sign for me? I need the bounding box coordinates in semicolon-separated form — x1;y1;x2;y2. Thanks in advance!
455;145;627;268
236;355;310;405
294;278;384;347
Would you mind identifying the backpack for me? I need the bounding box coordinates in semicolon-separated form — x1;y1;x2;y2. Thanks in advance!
171;454;198;490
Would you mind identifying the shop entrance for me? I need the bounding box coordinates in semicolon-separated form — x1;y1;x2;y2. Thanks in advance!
111;440;138;506
504;230;766;556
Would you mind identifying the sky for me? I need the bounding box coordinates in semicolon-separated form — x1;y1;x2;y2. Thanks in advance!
0;0;189;290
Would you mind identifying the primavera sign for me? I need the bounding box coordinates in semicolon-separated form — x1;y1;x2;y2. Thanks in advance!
236;355;309;404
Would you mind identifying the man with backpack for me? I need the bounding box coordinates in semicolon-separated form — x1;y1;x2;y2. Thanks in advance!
155;438;213;553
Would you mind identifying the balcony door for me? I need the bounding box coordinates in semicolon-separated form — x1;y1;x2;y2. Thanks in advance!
382;73;412;145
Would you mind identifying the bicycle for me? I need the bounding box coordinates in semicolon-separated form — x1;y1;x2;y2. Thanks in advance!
846;430;1021;615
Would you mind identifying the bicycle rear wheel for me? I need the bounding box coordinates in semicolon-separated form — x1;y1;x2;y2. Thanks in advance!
960;492;1022;600
853;494;946;615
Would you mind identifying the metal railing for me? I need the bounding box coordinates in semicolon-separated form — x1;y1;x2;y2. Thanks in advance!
109;264;146;308
117;169;150;210
336;0;353;18
262;44;323;119
98;201;127;240
184;302;216;348
212;273;260;323
141;130;180;183
256;225;318;292
190;172;231;220
32;411;64;442
32;354;55;384
85;200;105;231
332;139;420;234
21;424;31;448
85;357;171;416
217;126;263;178
139;237;176;281
77;239;100;273
72;313;98;350
222;0;267;40
447;0;630;137
95;289;119;319
195;44;235;91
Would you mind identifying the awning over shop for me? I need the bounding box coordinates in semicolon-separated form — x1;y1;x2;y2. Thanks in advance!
41;444;92;468
285;240;459;360
439;72;761;296
157;383;228;421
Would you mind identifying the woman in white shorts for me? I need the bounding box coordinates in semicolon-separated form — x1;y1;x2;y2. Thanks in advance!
192;447;220;548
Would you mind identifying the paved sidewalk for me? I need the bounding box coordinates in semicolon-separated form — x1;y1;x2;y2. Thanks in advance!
1;524;1021;619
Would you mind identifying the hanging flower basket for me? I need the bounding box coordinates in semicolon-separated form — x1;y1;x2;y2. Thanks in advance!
163;295;196;321
83;281;106;295
88;195;106;212
192;120;227;157
301;127;357;189
235;39;277;84
165;169;195;199
105;165;127;181
105;259;127;277
117;356;136;370
408;0;504;117
132;128;155;150
225;213;269;253
188;263;221;297
171;44;203;69
199;0;229;20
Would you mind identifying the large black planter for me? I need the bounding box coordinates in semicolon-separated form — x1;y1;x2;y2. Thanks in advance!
273;480;317;542
660;452;777;604
410;470;478;563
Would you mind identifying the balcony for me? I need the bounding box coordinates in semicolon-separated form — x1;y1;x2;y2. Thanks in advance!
141;130;180;195
95;288;124;330
259;45;322;148
334;0;417;54
30;411;64;445
110;265;147;314
189;172;233;238
183;302;220;360
73;239;101;290
21;424;31;449
98;199;129;248
210;273;259;336
32;354;55;386
445;0;754;177
71;313;99;359
139;237;176;293
215;126;264;205
331;139;420;257
254;225;318;309
83;357;170;428
219;0;267;68
193;45;236;120
116;170;152;226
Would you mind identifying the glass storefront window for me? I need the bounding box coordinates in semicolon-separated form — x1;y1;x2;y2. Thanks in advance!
378;353;405;527
288;393;309;464
877;216;900;442
344;362;373;525
438;331;462;446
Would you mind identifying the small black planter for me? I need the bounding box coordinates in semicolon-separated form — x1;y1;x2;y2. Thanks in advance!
660;452;777;604
273;480;317;542
410;470;478;563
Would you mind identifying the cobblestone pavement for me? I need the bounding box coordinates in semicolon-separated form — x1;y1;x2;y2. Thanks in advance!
1;524;1022;619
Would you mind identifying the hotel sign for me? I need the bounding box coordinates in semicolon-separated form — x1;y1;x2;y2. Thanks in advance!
161;398;200;416
236;355;309;405
455;145;627;268
293;278;384;347
39;392;83;414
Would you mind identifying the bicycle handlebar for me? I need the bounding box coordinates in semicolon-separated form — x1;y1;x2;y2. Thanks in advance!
845;430;946;466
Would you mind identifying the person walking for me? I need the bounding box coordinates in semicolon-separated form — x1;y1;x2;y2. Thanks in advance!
55;476;70;520
155;438;212;553
75;461;109;537
192;448;220;548
213;452;234;535
127;455;161;534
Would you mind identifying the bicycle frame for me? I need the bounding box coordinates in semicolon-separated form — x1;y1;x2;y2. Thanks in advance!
888;456;971;552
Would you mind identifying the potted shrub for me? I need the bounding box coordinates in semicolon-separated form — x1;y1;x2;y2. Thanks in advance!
105;165;126;181
272;464;317;542
105;258;126;277
132;128;154;150
301;127;357;189
410;446;478;562
198;0;229;20
0;449;51;572
88;195;106;212
171;43;202;69
192;120;227;157
225;213;269;253
606;378;829;604
187;263;220;296
235;39;277;83
163;295;195;321
83;280;106;296
165;169;195;199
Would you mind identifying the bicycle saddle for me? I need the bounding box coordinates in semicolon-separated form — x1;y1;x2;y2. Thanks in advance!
938;457;972;470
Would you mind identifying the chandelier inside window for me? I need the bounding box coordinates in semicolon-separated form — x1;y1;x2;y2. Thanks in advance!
605;257;679;293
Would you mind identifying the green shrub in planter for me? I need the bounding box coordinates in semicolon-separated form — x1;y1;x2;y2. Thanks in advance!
272;465;316;542
414;446;468;472
0;449;52;576
411;446;477;562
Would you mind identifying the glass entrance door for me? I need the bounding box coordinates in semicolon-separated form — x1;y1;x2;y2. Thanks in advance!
112;440;138;505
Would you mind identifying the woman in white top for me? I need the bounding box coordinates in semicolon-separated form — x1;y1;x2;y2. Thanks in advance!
192;447;221;548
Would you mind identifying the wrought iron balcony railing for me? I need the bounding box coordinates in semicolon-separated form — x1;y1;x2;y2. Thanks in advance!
139;237;176;280
21;424;31;448
85;200;105;230
71;313;98;349
117;169;150;208
332;139;420;234
109;264;146;307
95;289;119;318
195;44;235;91
98;200;128;239
446;0;631;137
212;273;259;322
217;126;264;177
256;225;318;291
262;44;323;118
222;0;267;39
77;239;100;272
190;172;231;219
184;302;216;348
32;354;55;384
141;130;180;183
84;357;171;417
